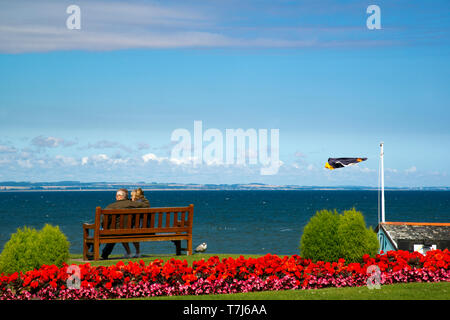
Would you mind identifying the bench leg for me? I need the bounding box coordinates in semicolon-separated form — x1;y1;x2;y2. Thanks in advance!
94;240;100;261
83;228;89;261
83;242;88;261
83;237;87;261
172;240;181;255
187;237;192;256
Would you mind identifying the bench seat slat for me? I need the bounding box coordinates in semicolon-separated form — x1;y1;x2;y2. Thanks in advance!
98;234;189;243
99;226;190;235
101;206;192;214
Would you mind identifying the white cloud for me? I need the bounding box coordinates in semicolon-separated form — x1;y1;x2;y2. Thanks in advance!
169;156;197;166
17;159;33;168
82;153;130;165
55;155;78;166
405;166;417;174
0;145;17;153
92;154;109;162
142;153;167;163
31;135;76;148
358;167;375;173
294;151;306;158
85;140;133;153
0;158;11;165
142;152;201;166
291;162;314;171
203;158;223;166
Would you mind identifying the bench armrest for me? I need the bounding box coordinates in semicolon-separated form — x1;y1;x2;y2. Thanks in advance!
83;223;95;229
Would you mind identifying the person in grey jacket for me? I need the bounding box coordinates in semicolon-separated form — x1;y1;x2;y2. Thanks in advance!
101;188;149;259
122;188;150;258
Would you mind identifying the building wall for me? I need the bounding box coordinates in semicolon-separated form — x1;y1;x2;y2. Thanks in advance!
377;229;396;253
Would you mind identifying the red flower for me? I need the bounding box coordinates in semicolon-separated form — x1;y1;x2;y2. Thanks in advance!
9;272;19;283
30;280;39;289
23;276;31;287
0;249;449;300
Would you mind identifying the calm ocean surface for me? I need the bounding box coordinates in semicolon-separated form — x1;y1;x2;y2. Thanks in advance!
0;190;449;256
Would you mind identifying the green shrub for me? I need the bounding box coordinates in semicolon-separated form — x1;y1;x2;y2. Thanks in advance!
336;208;379;263
36;224;70;267
299;209;341;262
0;224;70;275
299;208;379;263
0;227;41;275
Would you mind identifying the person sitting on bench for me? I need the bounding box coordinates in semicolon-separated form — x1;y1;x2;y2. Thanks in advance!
101;188;149;260
121;188;150;258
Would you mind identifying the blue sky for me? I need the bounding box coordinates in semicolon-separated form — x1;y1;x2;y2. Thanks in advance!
0;0;449;186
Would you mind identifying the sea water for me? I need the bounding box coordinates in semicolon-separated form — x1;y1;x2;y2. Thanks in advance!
0;190;449;256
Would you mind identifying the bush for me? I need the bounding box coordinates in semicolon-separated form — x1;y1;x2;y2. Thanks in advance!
299;209;341;262
36;225;70;267
0;227;41;275
0;224;70;275
336;208;379;263
299;208;379;263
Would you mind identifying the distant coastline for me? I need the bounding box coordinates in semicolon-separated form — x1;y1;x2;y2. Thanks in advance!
0;181;449;192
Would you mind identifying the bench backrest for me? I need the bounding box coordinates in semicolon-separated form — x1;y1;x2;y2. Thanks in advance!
94;204;194;236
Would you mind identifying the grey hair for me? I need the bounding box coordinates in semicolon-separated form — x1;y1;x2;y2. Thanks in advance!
116;189;127;199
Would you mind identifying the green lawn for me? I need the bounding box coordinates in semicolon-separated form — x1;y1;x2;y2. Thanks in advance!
68;253;263;267
68;253;450;300
133;281;450;300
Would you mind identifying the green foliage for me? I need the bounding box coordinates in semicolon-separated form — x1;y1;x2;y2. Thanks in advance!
366;226;380;258
337;208;379;263
0;227;41;275
0;224;70;275
36;224;70;267
299;209;341;262
299;208;379;263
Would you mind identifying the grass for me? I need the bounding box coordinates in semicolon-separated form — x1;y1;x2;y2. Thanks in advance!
68;253;263;267
133;282;450;300
67;253;450;300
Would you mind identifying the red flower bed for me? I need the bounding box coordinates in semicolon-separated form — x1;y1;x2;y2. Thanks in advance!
1;249;449;300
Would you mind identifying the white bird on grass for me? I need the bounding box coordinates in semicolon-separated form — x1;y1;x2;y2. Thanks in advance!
195;242;207;253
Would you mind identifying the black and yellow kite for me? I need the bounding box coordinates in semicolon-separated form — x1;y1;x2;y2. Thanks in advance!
325;157;367;170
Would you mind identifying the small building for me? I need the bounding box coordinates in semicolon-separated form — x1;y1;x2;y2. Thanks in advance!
376;222;450;254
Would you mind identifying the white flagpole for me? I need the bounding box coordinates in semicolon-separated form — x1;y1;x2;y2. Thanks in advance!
380;142;385;223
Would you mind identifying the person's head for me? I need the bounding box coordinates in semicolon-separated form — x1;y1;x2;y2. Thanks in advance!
131;188;144;201
135;188;144;198
116;188;129;201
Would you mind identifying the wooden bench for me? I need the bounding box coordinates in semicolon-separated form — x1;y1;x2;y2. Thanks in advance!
83;204;194;260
